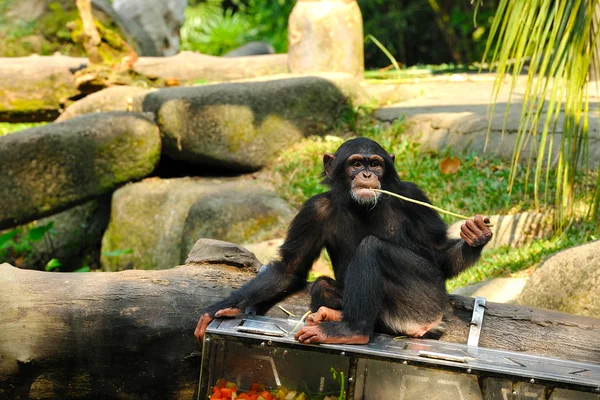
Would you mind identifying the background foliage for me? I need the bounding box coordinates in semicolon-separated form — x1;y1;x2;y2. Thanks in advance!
181;0;499;68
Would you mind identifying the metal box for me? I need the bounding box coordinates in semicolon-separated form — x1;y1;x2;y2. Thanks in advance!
199;314;600;400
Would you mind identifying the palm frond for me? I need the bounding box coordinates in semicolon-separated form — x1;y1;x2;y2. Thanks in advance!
484;0;600;231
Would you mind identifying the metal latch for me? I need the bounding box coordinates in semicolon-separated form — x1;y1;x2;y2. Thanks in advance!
467;296;486;348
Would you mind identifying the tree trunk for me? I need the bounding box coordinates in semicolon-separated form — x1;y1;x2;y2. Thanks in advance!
287;0;364;80
0;261;598;400
76;0;103;64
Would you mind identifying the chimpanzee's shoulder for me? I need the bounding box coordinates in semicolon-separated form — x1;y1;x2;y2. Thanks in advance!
304;192;333;220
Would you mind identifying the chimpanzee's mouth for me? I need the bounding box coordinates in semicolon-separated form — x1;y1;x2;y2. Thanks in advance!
354;187;379;198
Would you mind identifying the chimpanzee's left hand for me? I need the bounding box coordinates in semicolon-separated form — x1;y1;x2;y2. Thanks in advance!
460;215;493;247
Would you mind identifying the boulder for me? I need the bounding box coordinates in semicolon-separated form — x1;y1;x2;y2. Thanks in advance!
100;177;294;271
243;238;285;265
112;0;186;56
56;86;153;121
137;73;367;171
448;212;553;249
185;238;262;272
1;197;111;271
451;278;529;304
0;112;161;229
517;240;600;317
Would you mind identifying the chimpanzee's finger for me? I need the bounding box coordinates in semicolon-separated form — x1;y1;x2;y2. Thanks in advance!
306;311;323;325
460;223;477;242
215;307;241;318
465;219;483;237
298;329;318;343
473;215;490;231
194;313;212;344
294;326;306;340
460;231;474;247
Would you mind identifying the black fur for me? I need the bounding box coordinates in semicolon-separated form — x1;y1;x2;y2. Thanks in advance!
202;138;487;338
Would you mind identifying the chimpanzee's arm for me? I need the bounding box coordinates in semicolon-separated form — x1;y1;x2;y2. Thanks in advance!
195;195;329;341
440;215;493;279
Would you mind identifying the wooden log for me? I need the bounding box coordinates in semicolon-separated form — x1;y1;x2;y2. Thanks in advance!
0;53;288;122
133;52;289;82
0;259;598;399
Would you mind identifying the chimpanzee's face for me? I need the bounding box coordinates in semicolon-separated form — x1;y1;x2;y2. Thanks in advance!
344;154;384;205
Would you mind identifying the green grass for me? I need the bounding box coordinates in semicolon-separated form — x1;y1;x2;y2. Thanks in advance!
0;122;46;136
364;64;480;82
265;114;597;289
270;116;544;222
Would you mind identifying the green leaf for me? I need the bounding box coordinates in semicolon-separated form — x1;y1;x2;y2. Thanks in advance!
74;266;91;273
27;221;54;242
0;229;20;248
365;34;402;73
102;248;133;257
45;258;62;272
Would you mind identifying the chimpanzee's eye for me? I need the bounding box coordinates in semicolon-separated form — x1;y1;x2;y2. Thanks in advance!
369;160;381;168
351;161;362;168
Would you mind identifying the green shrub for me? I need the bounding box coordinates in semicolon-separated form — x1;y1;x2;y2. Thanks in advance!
181;0;257;55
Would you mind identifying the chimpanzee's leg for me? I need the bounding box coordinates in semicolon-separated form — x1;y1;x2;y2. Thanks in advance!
376;241;447;338
296;235;446;343
296;235;385;343
310;276;343;311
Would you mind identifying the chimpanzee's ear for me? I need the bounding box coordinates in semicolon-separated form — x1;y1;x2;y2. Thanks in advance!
389;154;395;164
323;154;335;178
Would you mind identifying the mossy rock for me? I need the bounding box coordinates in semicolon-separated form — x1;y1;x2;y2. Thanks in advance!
517;240;600;318
100;177;294;271
57;86;153;121
137;73;367;172
0;112;161;229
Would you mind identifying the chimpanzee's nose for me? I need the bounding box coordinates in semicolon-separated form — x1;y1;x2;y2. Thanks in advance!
362;171;372;178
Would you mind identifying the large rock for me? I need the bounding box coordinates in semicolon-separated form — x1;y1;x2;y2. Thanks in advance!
451;278;529;304
0;112;161;229
56;86;153;121
448;212;553;249
1;197;111;271
517;240;600;317
112;0;186;56
101;177;294;271
137;73;367;171
185;238;261;272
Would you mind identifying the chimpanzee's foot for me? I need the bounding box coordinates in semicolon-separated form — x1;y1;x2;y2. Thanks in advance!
306;306;343;325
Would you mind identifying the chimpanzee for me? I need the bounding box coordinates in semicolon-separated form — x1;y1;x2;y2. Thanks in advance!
195;137;492;344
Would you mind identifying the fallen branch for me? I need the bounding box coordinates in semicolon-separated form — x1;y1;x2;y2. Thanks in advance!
372;188;494;226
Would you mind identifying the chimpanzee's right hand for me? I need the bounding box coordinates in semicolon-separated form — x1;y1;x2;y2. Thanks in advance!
194;307;241;344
